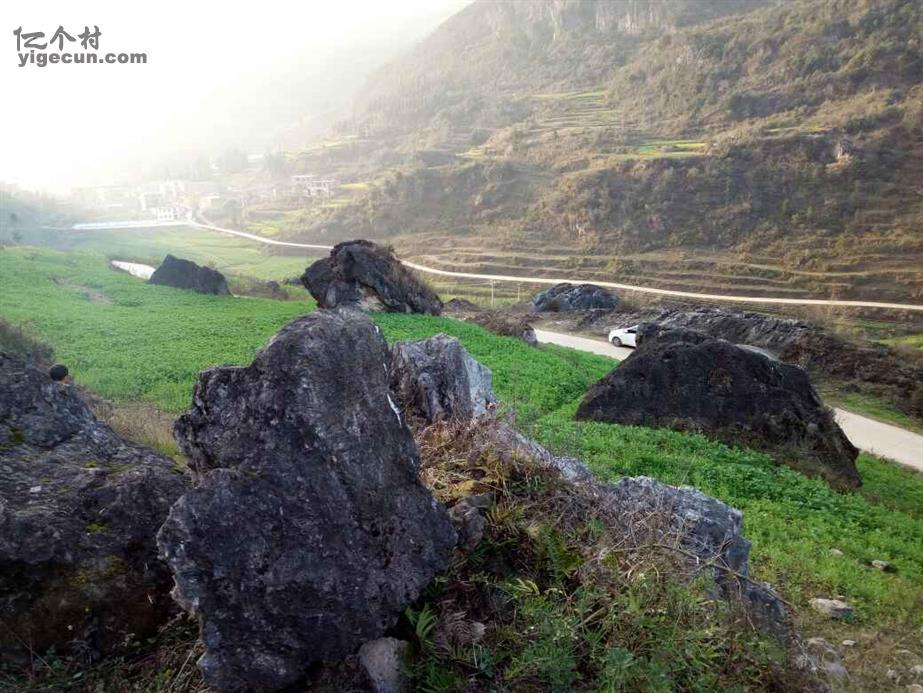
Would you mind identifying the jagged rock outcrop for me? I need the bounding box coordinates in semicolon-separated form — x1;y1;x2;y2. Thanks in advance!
468;311;538;346
390;334;496;425
302;240;442;315
532;283;618;312
0;352;188;662
576;327;861;489
149;254;230;295
158;308;455;691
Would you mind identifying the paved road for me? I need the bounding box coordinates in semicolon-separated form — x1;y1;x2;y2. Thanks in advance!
67;220;923;312
110;260;155;279
534;328;923;472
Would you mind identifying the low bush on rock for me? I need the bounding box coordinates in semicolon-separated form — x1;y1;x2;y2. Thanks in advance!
399;419;809;691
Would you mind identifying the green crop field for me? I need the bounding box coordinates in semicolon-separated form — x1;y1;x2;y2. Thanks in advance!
1;246;921;686
15;225;316;280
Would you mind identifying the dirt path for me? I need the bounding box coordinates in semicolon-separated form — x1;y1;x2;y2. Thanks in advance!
534;328;923;472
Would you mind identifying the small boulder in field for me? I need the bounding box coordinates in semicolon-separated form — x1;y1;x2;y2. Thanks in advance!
158;308;455;691
532;282;618;312
302;240;442;315
390;334;496;425
468;311;538;347
575;327;861;489
810;598;854;619
149;254;230;295
0;352;187;662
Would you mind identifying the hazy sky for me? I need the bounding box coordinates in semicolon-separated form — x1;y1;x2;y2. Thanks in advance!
2;0;467;193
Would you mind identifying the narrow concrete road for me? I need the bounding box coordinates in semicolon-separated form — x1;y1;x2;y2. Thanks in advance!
110;260;155;280
534;328;923;472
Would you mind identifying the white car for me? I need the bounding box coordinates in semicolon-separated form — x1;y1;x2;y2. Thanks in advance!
608;325;639;348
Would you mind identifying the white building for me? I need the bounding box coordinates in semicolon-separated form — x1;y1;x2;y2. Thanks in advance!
291;174;337;198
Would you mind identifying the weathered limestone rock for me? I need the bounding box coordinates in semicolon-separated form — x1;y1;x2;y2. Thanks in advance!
358;637;409;693
389;334;496;424
158;308;455;691
149;254;230;295
302;240;442;315
809;598;854;619
0;352;187;662
801;637;849;686
599;476;789;637
576;327;861;489
532;283;618;312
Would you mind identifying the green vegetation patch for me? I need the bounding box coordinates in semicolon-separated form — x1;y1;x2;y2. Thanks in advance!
15;225;314;280
0;247;314;411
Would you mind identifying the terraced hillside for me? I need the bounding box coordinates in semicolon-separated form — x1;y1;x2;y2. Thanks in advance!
269;0;923;303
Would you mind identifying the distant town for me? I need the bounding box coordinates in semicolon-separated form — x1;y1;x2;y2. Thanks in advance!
70;174;339;223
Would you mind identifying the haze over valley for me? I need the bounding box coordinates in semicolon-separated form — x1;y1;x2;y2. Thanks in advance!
2;2;923;691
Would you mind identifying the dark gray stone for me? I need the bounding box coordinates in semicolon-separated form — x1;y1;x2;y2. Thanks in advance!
389;334;496;425
149;254;230;295
0;352;188;662
443;297;482;313
449;494;493;552
599;476;789;637
576;327;861;489
638;306;923;417
158;308;455;691
532;283;618;312
302;240;442;315
494;422;595;484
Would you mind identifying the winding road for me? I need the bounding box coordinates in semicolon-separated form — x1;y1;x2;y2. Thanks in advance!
74;219;923;312
90;219;923;470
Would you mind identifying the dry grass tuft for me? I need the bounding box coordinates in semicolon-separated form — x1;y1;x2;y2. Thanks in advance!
90;399;183;460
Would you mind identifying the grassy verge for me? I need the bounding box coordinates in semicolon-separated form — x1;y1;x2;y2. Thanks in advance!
819;383;923;434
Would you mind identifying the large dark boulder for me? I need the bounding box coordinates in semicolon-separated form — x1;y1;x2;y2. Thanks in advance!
390;334;496;425
149;254;230;295
575;328;861;489
639;306;923;416
158;308;456;691
302;240;442;315
532;283;618;312
0;352;188;662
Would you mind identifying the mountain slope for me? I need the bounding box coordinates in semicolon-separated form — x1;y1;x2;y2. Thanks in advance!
278;0;923;303
355;0;774;137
